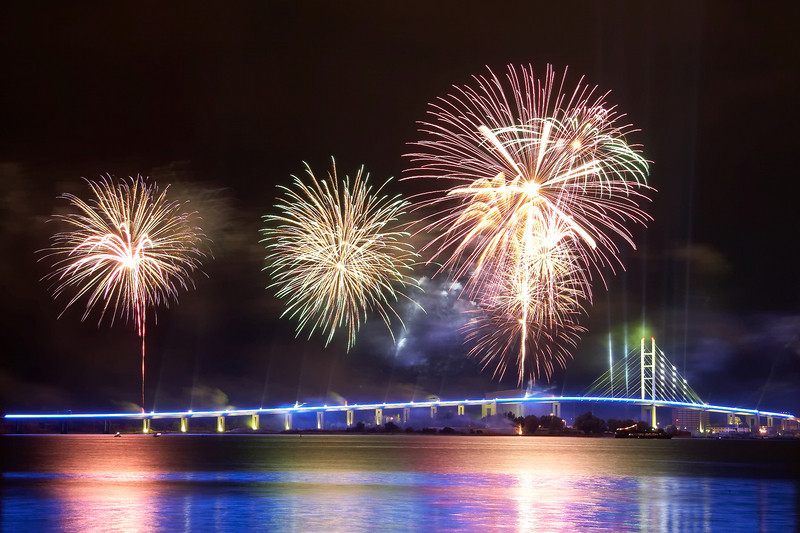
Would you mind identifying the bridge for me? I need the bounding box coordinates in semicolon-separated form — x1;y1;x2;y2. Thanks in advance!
4;338;797;435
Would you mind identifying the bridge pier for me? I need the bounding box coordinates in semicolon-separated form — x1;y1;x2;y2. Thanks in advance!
482;402;497;418
284;412;292;431
346;409;354;428
216;416;225;432
551;402;561;419
726;412;754;429
430;405;438;419
103;419;110;434
180;417;189;432
316;411;324;430
251;414;260;431
402;407;410;425
641;405;656;428
142;418;150;433
375;408;383;426
457;404;465;416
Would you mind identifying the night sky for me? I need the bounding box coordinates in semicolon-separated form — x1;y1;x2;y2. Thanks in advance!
1;1;799;416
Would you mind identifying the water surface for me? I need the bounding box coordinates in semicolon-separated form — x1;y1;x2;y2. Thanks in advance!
2;434;797;531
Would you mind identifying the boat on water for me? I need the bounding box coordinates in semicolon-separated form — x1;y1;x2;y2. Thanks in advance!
614;424;673;439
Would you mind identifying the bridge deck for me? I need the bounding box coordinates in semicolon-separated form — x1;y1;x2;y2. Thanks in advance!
4;396;795;421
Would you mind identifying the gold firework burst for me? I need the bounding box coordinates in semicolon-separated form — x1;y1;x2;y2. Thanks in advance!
44;175;207;410
261;160;418;349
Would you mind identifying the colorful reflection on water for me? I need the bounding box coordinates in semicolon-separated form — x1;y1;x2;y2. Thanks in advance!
2;435;797;532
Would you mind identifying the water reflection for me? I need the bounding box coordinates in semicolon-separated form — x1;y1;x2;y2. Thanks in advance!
2;435;797;532
44;477;163;532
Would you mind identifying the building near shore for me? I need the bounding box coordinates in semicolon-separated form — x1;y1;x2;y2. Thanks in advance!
779;418;800;435
671;408;710;435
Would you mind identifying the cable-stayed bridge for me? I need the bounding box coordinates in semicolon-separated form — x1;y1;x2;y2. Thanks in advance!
585;338;704;406
4;338;797;434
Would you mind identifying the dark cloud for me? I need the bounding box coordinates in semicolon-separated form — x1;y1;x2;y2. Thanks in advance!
682;313;800;412
670;244;731;277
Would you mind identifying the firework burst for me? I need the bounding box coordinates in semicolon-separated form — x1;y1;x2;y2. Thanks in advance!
44;175;206;410
261;160;418;349
405;64;653;382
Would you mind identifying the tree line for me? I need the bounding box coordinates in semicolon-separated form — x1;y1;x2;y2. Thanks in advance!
506;411;650;435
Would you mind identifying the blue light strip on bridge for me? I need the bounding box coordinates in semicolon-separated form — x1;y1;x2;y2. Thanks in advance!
3;396;795;420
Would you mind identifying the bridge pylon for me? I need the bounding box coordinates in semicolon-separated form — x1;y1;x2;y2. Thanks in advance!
584;336;706;428
641;337;656;427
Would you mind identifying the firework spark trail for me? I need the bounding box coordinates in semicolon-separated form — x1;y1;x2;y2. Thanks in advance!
44;175;206;411
404;64;653;382
465;304;586;383
467;209;592;382
261;160;419;350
